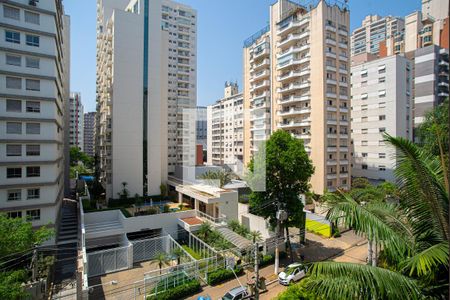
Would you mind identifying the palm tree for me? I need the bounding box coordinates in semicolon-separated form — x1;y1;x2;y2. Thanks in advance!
198;222;212;241
249;230;262;243
155;252;168;274
301;134;449;299
171;247;184;265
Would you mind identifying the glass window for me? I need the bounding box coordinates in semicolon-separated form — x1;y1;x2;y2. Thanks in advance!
6;122;22;134
379;153;386;159
362;153;368;157
26;209;40;221
25;57;39;68
25;79;40;91
6;99;21;112
7;211;22;219
26;34;39;47
362;164;368;170
379;166;386;171
6;144;21;156
379;77;386;83
5;30;20;43
3;5;20;20
6;54;21;66
7;167;22;178
379;115;386;121
26;101;40;112
26;144;40;156
26;166;40;177
6;77;22;89
24;11;40;24
379;127;386;133
27;188;40;199
7;190;21;201
26;123;40;134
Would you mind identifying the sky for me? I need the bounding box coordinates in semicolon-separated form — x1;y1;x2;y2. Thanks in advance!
65;0;421;113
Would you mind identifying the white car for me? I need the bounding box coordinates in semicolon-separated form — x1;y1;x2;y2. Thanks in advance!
278;263;307;285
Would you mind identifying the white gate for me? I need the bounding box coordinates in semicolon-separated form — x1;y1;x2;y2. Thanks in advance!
87;246;129;277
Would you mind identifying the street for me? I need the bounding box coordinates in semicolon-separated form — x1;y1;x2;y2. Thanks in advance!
188;230;367;300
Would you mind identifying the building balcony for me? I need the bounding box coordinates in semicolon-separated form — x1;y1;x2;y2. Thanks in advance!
251;69;270;82
278;68;310;82
326;78;337;85
292;133;311;139
339;54;348;61
327;119;337;125
279;94;310;104
251;47;270;61
326;38;336;46
340;146;349;152
326;92;337;98
338;28;348;36
339;172;349;178
277;56;310;70
250;80;270;92
339;68;348;74
277;107;311;116
325;25;336;32
340;120;349;126
278;31;310;48
438;91;449;97
278;119;311;128
253;134;268;141
251;123;270;131
326;65;337;72
327;106;337;112
327;133;338;138
339;94;349;100
277;44;310;58
251;100;270;111
439;60;449;67
325;51;337;59
277;81;310;93
339;42;348;49
251;112;270;121
277;16;310;35
327;146;337;152
339;81;348;87
438;81;449;87
327;159;338;166
251;91;270;101
327;173;338;179
253;58;270;70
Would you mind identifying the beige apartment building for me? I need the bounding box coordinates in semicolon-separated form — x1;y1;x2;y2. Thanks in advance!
243;0;351;194
207;82;244;172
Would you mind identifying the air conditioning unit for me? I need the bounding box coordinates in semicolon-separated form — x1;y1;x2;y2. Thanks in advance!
29;0;37;6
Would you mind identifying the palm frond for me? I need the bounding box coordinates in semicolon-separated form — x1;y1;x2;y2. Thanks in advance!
325;192;410;260
401;242;449;277
384;134;449;242
306;262;422;300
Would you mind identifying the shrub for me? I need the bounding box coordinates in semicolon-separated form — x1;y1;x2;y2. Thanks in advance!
120;208;132;218
163;204;170;213
146;279;201;300
207;266;243;285
181;245;202;260
259;254;274;267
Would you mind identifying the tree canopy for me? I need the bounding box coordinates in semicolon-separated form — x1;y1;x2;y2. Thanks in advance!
70;146;93;168
248;130;314;255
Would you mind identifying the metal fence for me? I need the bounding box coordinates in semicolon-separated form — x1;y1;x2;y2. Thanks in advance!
187;231;218;258
87;245;130;277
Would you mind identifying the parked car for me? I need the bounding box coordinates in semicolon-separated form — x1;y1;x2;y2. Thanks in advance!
278;263;307;285
220;286;249;300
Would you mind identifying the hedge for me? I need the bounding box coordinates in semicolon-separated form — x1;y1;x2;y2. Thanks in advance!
181;245;202;260
259;252;287;267
207;266;243;285
146;279;201;300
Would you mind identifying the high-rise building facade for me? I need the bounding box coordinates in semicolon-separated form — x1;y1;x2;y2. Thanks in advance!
351;15;405;56
351;55;413;182
96;0;196;199
69;92;83;150
207;82;244;170
83;112;96;157
0;0;70;227
412;45;449;131
243;0;351;194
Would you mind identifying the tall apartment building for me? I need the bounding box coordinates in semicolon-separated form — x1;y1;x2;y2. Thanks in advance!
351;15;405;56
0;1;70;227
243;0;351;193
207;82;244;171
69;92;83;150
83;112;96;157
412;45;449;130
351;55;413;182
96;0;196;199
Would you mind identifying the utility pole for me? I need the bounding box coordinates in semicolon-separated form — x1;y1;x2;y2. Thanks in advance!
254;242;260;300
31;245;38;282
274;202;281;275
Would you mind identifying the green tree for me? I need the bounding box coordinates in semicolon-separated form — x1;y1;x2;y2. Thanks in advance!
171;248;184;265
249;230;262;243
248;130;314;258
416;98;449;189
0;215;54;298
300;134;449;299
160;184;167;198
351;177;370;189
199;170;233;188
197;222;212;241
69;147;93;168
155;253;168;274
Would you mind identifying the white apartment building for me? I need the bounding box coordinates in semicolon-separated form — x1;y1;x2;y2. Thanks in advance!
207;82;244;170
83;111;96;157
69;92;83;150
243;0;351;194
351;55;413;182
96;0;197;200
0;0;70;227
351;15;405;56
